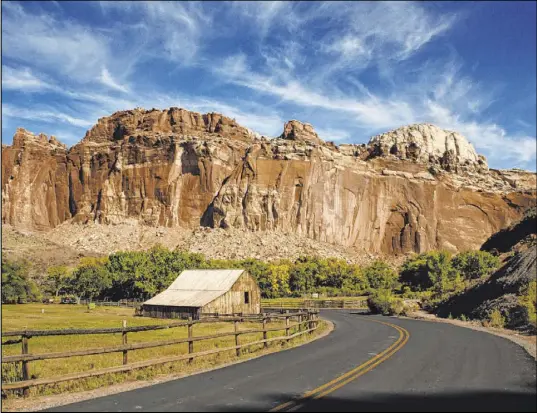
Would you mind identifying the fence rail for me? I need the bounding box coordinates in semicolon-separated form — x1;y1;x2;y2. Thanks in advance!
79;300;141;308
261;299;368;309
1;310;319;395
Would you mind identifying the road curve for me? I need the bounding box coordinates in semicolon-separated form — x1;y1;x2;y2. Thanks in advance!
47;311;536;412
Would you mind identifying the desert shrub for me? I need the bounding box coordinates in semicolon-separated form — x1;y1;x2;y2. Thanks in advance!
452;250;500;280
485;308;506;328
519;280;537;327
459;314;468;322
367;289;405;315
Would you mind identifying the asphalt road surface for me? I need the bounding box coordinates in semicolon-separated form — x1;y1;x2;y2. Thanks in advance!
48;310;536;412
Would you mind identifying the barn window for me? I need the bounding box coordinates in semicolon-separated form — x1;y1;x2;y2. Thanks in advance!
244;291;250;304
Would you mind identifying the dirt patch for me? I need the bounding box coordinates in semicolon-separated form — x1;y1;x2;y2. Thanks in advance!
2;320;334;412
405;310;536;360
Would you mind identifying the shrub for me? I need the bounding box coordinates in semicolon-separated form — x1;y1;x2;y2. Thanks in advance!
459;314;468;322
518;280;537;328
486;309;506;328
452;251;500;280
367;289;405;316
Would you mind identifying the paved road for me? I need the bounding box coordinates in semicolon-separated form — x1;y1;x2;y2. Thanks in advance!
48;311;536;412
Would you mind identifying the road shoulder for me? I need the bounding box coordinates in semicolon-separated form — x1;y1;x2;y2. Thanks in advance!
403;310;536;360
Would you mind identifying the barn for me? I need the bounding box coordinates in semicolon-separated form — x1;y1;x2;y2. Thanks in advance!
141;269;261;319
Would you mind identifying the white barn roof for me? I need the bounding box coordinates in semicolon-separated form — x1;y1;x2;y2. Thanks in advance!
143;269;245;307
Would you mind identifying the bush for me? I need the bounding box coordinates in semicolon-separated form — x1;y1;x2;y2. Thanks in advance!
367;290;405;316
518;280;536;328
452;251;500;280
485;308;506;328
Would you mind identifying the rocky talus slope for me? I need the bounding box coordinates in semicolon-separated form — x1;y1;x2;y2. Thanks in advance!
2;108;536;260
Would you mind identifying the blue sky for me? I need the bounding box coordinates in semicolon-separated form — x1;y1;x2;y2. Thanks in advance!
1;1;536;170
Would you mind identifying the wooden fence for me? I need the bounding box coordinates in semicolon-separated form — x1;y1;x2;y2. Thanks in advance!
1;310;319;396
79;299;142;308
261;298;367;310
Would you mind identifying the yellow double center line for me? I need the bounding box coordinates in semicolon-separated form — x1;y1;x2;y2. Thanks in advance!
269;318;410;412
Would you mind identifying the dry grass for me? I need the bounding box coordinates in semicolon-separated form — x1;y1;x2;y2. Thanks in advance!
1;304;324;399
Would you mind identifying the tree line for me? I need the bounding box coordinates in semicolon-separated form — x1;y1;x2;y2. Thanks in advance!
2;247;498;304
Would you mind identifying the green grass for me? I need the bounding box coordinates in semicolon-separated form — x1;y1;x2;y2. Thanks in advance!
1;304;326;399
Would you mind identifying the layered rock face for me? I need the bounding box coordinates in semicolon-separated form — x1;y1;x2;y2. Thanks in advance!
2;129;70;230
2;108;536;256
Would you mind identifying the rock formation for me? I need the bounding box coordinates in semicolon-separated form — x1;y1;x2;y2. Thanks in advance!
2;108;536;257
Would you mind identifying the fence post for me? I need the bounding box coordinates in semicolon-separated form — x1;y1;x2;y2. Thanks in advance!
234;320;240;357
262;313;268;349
285;315;290;344
188;317;194;363
21;334;30;397
298;314;302;333
308;312;313;333
122;320;128;365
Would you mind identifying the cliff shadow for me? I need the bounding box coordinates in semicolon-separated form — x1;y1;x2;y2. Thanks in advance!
215;390;537;412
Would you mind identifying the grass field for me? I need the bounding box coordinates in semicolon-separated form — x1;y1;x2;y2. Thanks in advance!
1;304;326;398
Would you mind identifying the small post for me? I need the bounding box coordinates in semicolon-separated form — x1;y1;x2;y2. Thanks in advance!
188;317;194;363
298;314;302;333
285;316;290;343
21;334;30;397
262;314;268;349
122;320;128;365
308;312;313;333
234;319;240;357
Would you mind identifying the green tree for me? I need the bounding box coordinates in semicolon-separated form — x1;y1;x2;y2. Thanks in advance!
1;259;41;303
400;251;462;296
45;265;71;297
363;260;399;291
289;256;319;295
452;250;499;280
267;264;291;298
68;257;111;302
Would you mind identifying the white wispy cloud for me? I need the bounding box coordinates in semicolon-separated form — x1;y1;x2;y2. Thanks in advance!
2;66;55;92
3;104;94;128
2;1;534;169
99;68;129;93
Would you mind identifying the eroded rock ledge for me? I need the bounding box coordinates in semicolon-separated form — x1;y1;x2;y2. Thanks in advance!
2;107;535;256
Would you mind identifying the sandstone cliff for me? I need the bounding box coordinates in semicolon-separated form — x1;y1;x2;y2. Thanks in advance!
2;108;536;257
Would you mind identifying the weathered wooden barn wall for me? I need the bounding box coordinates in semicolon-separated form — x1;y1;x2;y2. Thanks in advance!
202;272;261;315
